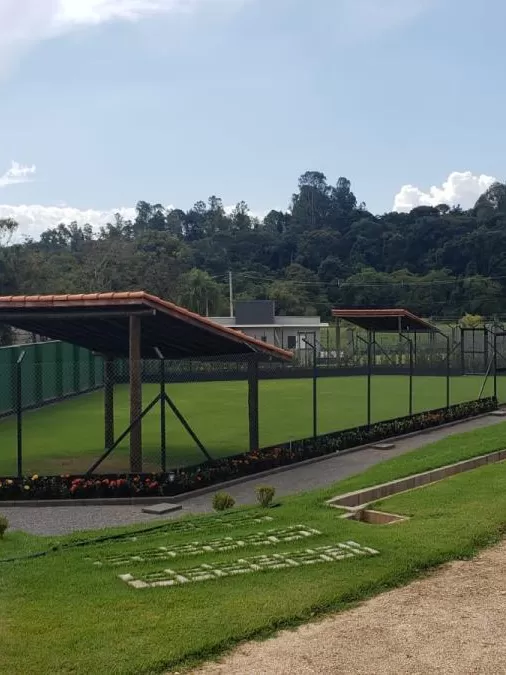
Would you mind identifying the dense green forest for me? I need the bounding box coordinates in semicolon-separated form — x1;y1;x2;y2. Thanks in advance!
1;170;506;340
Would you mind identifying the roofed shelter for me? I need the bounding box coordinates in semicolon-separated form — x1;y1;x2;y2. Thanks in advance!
332;308;447;423
0;292;292;473
331;308;435;333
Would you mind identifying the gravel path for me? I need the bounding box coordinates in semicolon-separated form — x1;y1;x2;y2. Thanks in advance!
2;414;505;536
191;539;506;675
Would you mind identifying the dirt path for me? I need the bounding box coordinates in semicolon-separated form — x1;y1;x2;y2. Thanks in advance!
192;540;506;675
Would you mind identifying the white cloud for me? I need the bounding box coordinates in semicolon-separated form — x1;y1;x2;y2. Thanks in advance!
393;171;498;213
0;0;244;69
0;203;137;240
0;201;269;240
0;161;36;188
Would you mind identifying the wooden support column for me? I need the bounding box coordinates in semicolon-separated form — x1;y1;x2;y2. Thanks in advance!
104;356;115;450
129;315;143;473
248;357;259;452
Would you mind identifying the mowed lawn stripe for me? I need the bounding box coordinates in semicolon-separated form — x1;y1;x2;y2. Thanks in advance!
0;374;495;475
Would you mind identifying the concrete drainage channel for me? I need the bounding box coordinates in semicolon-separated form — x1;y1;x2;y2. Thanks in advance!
327;448;506;525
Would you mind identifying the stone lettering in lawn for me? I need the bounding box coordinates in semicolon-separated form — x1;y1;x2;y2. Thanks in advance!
127;513;274;542
118;541;379;589
91;525;321;566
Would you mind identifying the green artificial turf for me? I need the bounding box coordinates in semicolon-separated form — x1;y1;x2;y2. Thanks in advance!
2;422;506;674
0;374;496;475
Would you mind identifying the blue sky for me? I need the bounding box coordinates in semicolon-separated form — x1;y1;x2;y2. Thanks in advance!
0;0;504;237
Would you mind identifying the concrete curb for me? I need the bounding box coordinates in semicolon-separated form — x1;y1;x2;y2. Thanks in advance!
327;448;506;509
1;409;501;508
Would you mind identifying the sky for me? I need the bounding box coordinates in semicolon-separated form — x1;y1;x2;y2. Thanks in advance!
0;0;505;238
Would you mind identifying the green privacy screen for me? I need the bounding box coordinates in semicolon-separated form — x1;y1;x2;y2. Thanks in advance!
0;341;104;416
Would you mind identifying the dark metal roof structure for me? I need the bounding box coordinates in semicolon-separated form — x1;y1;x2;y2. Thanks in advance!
0;292;293;361
331;308;436;333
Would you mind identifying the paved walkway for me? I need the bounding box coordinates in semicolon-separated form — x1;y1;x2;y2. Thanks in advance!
3;414;505;536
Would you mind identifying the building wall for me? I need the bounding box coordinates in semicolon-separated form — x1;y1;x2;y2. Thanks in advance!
227;326;320;350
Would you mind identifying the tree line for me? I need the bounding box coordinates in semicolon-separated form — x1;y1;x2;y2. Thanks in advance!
1;170;506;344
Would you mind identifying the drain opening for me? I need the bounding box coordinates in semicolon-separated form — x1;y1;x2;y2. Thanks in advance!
345;509;406;525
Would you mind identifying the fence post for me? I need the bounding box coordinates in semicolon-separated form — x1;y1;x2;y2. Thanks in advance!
367;331;372;428
311;342;317;439
460;328;465;375
399;333;413;417
247;357;259;452
446;334;451;408
16;351;26;478
160;357;167;473
129;316;143;473
494;331;498;401
335;319;341;367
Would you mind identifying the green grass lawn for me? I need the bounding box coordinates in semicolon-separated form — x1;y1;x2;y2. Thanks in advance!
2;421;506;675
0;374;496;475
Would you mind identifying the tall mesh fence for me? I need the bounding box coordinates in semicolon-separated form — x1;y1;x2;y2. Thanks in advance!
0;329;500;478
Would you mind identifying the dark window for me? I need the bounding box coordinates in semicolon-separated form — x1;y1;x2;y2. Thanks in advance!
287;335;296;349
261;335;267;342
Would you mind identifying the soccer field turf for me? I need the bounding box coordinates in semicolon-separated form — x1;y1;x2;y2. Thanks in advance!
0;374;496;476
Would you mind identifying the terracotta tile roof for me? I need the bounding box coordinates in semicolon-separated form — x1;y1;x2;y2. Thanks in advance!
331;308;435;332
0;291;293;360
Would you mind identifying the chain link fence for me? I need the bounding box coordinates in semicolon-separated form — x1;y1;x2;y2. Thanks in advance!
0;331;501;478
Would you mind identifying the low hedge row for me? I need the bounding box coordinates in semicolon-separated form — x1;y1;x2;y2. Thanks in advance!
0;397;497;501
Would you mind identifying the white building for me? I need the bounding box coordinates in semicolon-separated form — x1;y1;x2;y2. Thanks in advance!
211;300;327;353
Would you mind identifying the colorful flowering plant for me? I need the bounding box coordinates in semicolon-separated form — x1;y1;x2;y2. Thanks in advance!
0;397;496;501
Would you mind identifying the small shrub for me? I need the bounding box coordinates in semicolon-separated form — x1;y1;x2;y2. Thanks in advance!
256;486;276;508
212;492;235;512
0;515;8;539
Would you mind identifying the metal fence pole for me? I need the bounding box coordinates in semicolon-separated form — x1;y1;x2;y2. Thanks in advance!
302;338;318;438
16;351;26;477
445;334;451;408
367;331;372;428
460;328;465;375
160;357;167;473
494;331;498;401
399;333;413;416
247;357;260;452
312;343;317;438
354;332;371;428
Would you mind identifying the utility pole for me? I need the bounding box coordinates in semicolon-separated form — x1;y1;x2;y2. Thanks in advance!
229;270;234;318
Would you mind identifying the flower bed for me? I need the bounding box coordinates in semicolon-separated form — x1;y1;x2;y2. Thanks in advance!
0;397;497;501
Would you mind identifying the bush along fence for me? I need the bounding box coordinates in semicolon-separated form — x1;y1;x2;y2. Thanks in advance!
0;397;497;502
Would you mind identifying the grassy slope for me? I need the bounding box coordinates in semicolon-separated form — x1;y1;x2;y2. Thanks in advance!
2;421;506;674
0;374;495;475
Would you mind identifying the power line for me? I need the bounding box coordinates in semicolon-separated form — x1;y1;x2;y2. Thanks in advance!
225;271;506;289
